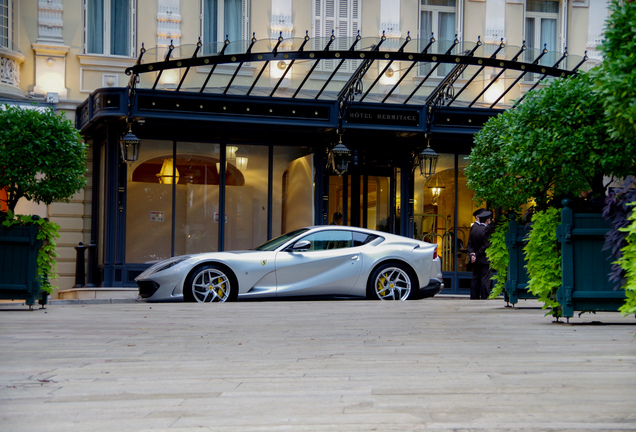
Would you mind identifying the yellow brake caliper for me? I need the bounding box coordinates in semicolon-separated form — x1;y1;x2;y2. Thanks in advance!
378;274;388;297
216;277;226;298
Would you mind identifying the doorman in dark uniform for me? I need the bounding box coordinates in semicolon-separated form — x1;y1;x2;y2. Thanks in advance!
467;210;492;299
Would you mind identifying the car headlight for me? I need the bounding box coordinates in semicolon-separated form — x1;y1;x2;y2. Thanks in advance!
145;256;191;276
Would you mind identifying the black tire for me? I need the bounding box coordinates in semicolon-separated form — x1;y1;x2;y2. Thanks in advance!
184;264;237;303
367;263;416;301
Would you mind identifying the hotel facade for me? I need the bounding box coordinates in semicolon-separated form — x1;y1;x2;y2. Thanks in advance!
1;0;606;296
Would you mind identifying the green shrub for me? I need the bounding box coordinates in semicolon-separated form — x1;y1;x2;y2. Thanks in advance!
487;220;509;299
524;208;562;317
617;202;636;316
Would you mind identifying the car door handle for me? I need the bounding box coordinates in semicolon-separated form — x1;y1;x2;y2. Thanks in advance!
350;255;359;261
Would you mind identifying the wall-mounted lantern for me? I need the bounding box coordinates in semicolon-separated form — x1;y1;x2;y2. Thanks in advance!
120;123;140;164
417;137;438;178
327;134;351;175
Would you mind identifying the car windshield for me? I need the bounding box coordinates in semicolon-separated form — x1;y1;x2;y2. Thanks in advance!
254;228;310;251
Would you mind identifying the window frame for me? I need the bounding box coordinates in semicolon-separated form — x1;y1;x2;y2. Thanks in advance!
200;0;249;46
419;0;457;42
418;0;458;77
0;0;15;50
83;0;137;57
524;0;561;53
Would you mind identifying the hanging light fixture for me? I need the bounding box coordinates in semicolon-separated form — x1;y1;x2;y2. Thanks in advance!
235;156;248;170
417;136;438;178
226;146;238;163
156;158;180;184
426;174;445;205
327;133;351;176
120;123;140;164
217;146;242;172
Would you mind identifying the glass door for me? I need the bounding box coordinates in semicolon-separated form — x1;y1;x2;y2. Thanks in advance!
328;168;394;232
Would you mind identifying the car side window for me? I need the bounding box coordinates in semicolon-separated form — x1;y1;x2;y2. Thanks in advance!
299;230;353;251
352;232;379;246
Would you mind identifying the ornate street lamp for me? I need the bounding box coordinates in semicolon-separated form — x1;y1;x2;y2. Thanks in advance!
120;123;140;164
417;137;438;178
327;134;351;175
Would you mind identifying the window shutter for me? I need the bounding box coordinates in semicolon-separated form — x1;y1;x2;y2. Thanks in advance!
324;0;336;70
82;0;87;53
557;0;565;53
349;0;360;71
130;0;137;56
325;0;336;35
350;0;360;36
337;0;349;39
242;0;249;41
313;0;321;39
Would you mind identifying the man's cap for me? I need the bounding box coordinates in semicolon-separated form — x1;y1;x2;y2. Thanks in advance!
478;210;492;219
473;208;486;217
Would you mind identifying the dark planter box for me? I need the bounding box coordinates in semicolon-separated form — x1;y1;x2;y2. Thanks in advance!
556;202;624;319
0;223;47;308
504;217;535;305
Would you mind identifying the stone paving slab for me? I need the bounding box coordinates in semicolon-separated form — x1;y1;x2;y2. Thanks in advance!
1;298;635;431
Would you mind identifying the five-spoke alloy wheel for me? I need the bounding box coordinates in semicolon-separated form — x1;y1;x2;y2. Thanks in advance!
185;265;235;303
368;264;413;301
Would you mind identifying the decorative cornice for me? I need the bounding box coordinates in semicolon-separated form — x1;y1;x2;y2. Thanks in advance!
0;47;26;63
32;43;70;56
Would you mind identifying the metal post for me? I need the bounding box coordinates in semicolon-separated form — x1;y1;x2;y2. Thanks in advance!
86;242;97;287
74;242;87;288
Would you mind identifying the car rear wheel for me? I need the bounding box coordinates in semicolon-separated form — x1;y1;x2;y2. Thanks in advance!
184;265;235;303
367;263;413;301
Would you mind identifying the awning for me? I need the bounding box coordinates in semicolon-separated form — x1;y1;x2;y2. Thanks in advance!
125;33;588;116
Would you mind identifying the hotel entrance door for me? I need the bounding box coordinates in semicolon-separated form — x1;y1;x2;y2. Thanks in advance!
327;168;398;233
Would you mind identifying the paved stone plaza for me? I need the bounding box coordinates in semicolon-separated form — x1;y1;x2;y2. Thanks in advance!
1;297;635;431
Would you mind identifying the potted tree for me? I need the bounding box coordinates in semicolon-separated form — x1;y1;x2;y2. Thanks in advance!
595;0;636;319
0;104;87;308
467;69;634;320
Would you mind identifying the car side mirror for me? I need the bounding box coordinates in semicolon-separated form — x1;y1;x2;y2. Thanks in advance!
290;240;310;252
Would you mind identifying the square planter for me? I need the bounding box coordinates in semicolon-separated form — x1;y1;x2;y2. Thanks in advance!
0;223;47;308
504;217;535;305
556;201;624;319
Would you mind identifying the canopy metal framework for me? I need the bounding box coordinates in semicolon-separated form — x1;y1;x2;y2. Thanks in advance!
125;31;588;133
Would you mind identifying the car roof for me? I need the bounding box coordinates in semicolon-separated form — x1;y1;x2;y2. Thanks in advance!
304;225;383;235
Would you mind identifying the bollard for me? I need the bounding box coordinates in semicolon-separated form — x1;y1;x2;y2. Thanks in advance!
86;241;97;287
73;242;86;288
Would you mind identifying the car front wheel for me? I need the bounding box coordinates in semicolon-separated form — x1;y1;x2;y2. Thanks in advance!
368;264;413;301
184;265;235;303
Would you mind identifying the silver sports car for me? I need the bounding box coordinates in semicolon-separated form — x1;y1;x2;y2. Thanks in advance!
136;226;443;302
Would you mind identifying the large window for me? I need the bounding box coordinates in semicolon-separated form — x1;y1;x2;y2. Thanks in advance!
419;0;456;76
525;0;560;81
420;0;456;42
85;0;135;56
525;0;559;53
0;0;13;49
125;140;313;263
202;0;245;45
